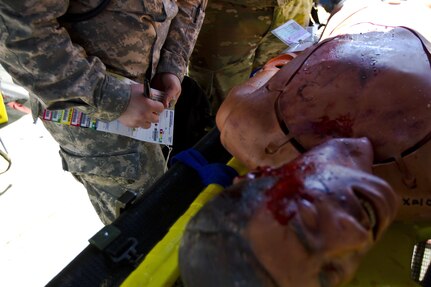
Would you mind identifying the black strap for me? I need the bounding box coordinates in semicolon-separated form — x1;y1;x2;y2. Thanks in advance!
45;128;233;287
58;0;111;22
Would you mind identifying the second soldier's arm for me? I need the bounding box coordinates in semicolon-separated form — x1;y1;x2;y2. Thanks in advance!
153;0;208;105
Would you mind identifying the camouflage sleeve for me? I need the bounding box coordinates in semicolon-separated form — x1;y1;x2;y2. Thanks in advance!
0;0;130;122
156;0;208;82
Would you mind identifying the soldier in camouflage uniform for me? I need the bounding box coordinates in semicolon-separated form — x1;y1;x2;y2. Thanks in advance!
0;0;207;224
189;0;313;112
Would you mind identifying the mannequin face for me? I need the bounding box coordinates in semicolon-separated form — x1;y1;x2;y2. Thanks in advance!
241;138;398;287
180;138;400;287
245;167;390;286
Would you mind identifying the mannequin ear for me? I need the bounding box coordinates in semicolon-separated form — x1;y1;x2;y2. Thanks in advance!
265;134;294;155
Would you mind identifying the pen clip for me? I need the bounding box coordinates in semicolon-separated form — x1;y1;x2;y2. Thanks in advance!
143;78;151;99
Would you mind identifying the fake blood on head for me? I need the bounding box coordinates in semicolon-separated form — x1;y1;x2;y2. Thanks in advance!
250;162;316;225
311;115;354;137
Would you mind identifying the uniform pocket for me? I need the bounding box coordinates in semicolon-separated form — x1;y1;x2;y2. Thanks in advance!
59;147;141;182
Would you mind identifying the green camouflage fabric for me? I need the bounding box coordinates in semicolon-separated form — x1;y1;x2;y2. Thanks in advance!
188;0;313;112
0;0;207;224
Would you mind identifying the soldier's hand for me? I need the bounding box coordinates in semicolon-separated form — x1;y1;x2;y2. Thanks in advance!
118;83;165;129
151;72;181;108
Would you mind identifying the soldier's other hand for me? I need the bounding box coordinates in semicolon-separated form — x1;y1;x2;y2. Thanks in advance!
118;83;165;129
151;72;181;108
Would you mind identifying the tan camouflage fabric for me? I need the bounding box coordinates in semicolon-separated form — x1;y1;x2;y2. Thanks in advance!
43;120;166;224
188;0;313;112
0;0;207;224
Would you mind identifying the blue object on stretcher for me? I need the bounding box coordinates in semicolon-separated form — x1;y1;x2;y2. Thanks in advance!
171;148;238;188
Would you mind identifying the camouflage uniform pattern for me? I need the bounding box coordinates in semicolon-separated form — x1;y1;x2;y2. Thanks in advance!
0;0;207;224
188;0;313;112
43;120;166;224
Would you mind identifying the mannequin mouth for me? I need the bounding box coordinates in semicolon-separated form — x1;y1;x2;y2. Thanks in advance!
357;196;378;238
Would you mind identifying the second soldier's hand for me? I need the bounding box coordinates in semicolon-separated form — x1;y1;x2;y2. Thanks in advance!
151;72;181;108
118;83;165;129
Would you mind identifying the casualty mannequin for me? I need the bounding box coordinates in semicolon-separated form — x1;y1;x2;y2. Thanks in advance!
179;0;431;286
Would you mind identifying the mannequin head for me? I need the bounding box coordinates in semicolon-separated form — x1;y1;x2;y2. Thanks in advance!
179;138;399;287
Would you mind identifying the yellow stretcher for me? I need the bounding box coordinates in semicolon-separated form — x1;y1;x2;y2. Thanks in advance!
121;157;248;287
121;157;431;287
0;92;8;124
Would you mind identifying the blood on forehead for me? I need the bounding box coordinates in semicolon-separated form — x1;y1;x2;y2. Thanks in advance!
246;160;317;225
